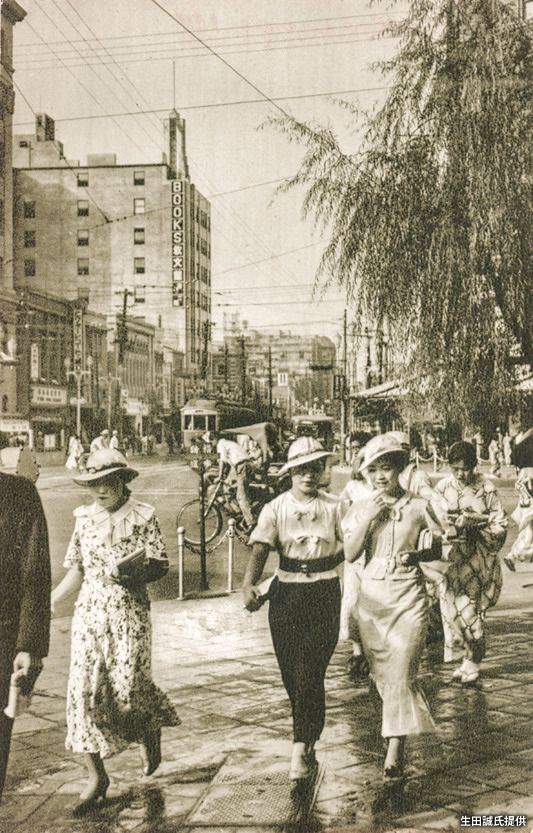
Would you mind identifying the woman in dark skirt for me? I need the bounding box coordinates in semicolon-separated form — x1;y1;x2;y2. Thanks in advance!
243;437;343;782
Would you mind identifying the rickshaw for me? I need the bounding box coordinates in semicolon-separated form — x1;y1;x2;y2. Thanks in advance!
177;422;287;546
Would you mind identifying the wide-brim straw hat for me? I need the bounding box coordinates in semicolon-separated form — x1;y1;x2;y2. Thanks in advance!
359;433;407;470
73;448;138;484
277;436;335;477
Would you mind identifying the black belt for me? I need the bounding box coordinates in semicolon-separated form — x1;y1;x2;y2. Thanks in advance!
279;552;344;575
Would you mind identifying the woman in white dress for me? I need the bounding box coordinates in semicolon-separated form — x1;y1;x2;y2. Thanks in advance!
51;449;179;816
344;433;444;779
243;437;343;782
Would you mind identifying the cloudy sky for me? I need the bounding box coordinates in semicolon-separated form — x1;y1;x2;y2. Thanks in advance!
13;0;408;344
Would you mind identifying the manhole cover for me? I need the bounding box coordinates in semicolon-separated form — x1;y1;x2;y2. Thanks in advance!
188;782;296;825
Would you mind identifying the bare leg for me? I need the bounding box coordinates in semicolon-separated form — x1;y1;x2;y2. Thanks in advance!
73;753;109;816
384;736;405;777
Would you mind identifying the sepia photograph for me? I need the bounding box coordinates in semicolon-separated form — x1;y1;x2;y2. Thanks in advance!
0;0;532;830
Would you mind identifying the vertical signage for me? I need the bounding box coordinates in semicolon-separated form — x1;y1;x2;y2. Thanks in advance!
171;181;185;307
73;307;84;370
30;343;40;381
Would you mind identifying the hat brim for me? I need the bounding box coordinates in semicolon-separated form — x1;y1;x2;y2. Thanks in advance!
73;465;139;485
360;447;406;470
278;449;335;477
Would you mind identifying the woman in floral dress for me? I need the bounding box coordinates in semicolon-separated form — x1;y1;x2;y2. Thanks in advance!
51;449;179;815
432;441;507;684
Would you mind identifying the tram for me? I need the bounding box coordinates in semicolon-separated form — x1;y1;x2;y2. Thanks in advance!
291;413;335;450
180;399;259;448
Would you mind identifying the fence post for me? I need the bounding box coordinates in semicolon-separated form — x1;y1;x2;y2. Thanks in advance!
177;526;185;600
433;448;438;473
415;451;420;469
227;518;235;594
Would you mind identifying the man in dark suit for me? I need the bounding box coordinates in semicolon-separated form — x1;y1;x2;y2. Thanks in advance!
0;472;51;799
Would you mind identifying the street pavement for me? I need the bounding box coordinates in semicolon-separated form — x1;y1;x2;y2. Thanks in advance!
1;462;532;832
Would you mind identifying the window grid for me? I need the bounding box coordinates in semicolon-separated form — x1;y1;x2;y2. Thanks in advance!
133;198;145;215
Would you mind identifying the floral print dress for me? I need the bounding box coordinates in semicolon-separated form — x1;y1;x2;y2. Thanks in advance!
432;473;507;663
64;498;180;758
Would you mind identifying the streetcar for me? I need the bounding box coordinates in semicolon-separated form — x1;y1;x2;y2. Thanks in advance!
291;413;335;450
180;399;259;448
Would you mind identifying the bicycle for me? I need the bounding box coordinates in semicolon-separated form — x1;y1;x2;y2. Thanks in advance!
177;470;287;548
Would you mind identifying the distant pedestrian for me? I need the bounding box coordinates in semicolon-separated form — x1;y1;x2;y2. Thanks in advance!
90;429;110;453
109;430;120;450
166;432;174;456
66;435;84;471
51;449;179;816
243;438;342;782
432;441;507;684
488;436;502;477
503;432;512;467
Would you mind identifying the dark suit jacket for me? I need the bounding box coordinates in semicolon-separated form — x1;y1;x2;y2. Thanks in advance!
0;473;51;659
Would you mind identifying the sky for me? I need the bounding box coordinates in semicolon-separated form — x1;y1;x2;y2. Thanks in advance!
12;0;408;346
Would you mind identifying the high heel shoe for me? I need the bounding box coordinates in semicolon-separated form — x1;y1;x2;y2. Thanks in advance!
460;661;480;686
72;776;109;817
383;762;404;780
140;728;162;776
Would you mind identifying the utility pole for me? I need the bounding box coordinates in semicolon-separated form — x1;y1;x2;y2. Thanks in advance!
240;335;246;405
224;343;229;386
115;288;134;438
268;346;273;419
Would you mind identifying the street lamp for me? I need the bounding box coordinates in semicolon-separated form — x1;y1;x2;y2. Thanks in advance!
64;355;93;437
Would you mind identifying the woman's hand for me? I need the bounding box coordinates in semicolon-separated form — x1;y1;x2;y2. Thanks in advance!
362;491;389;523
243;584;263;612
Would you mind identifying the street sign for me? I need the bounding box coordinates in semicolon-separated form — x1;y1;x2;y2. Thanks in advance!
333;374;346;400
70;396;86;405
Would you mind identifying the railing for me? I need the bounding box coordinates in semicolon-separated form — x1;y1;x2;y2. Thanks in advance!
176;517;238;600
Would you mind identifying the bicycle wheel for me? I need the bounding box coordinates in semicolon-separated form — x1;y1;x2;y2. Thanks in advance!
177;500;223;547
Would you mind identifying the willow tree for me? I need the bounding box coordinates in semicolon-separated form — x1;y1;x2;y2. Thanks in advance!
270;0;532;431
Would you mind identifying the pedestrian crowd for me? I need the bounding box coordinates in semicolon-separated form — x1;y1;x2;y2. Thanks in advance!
0;423;532;819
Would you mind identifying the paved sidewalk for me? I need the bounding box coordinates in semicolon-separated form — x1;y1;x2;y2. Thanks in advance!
2;576;533;833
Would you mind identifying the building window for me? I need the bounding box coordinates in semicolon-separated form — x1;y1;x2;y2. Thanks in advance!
19;140;29;148
134;257;145;274
134;228;145;245
24;259;36;277
77;171;89;187
2;395;8;413
78;200;89;217
77;229;89;246
24;201;36;219
134;198;145;214
134;287;146;303
24;230;36;248
77;258;89;275
133;170;145;186
526;0;533;19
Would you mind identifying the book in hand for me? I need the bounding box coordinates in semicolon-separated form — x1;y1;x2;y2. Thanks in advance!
114;547;146;575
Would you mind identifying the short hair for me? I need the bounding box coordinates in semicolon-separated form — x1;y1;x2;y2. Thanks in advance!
373;451;408;471
448;441;477;469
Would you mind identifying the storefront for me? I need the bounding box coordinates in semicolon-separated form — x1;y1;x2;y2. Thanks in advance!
0;417;32;448
30;385;68;450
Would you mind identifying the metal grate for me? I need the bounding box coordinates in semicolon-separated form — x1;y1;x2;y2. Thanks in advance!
188;782;298;825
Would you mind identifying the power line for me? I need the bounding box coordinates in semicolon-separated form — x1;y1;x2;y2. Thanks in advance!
30;0;159;161
13;79;111;223
13;85;389;126
17;10;407;49
16;33;398;71
17;21;393;61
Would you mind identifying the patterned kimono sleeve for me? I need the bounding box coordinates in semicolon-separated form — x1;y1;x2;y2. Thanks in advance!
483;485;508;551
430;478;453;524
64;518;83;570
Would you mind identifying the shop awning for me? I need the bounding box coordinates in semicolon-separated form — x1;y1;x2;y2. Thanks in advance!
350;380;402;399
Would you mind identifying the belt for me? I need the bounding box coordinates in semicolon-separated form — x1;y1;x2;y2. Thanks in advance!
279;552;344;575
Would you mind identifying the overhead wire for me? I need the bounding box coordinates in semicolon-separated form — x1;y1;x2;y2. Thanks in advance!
16;9;407;49
16;33;399;70
13;85;390;126
30;0;160;160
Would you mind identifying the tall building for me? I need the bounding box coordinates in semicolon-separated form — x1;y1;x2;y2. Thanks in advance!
13;111;212;380
0;0;26;438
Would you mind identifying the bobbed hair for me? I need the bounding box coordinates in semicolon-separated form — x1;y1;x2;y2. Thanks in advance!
448;440;477;470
